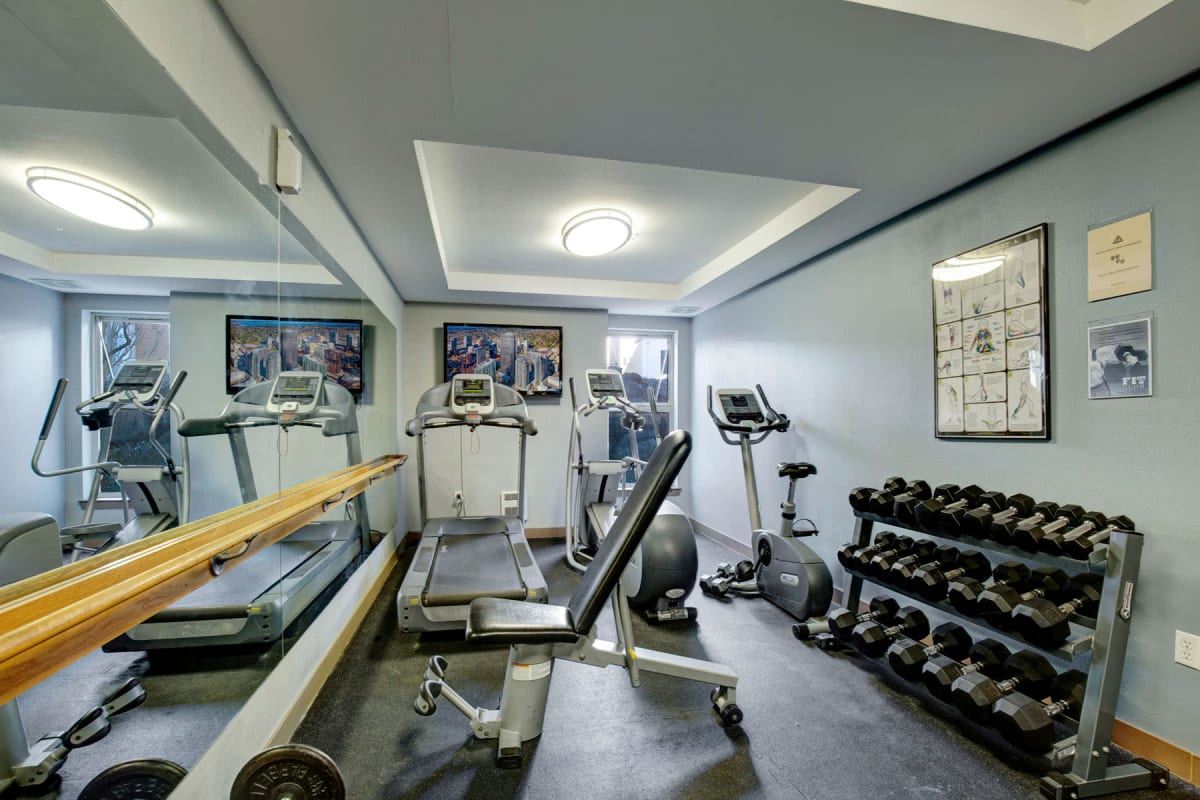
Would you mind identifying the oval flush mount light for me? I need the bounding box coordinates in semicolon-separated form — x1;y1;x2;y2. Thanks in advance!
561;208;632;257
26;167;154;230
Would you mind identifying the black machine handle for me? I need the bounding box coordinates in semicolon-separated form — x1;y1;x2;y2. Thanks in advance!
39;379;68;441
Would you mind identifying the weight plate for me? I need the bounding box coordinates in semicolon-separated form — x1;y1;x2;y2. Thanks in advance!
78;758;187;800
230;744;345;800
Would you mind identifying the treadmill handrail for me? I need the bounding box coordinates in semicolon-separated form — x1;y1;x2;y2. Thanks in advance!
406;413;537;437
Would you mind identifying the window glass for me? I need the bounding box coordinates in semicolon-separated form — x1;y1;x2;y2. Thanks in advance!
606;332;673;471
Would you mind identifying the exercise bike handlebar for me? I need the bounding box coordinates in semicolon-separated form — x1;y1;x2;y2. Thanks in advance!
706;385;789;445
32;379;120;478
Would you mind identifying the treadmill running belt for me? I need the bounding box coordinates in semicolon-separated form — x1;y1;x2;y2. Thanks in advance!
423;533;526;607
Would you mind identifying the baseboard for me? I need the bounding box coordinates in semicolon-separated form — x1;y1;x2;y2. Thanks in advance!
525;526;564;540
169;530;401;799
1111;720;1197;785
689;518;752;559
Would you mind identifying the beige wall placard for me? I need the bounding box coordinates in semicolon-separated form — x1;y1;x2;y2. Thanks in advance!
1088;211;1152;301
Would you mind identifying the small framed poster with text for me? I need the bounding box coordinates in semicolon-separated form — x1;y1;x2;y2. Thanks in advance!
932;224;1050;440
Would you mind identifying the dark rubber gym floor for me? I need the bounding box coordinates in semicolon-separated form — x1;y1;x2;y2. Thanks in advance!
294;536;1200;800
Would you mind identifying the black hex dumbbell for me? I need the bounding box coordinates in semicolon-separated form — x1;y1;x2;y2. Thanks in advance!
950;650;1058;723
887;623;972;681
1012;504;1086;553
1061;515;1135;560
852;607;929;658
869;539;936;579
976;566;1069;629
1012;573;1105;647
990;500;1059;546
961;493;1035;540
820;596;901;642
937;490;1022;536
921;638;1011;702
846;534;913;572
947;562;1030;616
837;532;897;569
1048;514;1135;559
912;550;992;601
848;476;908;513
993;670;1088;752
888;544;959;590
878;480;932;518
895;483;959;525
1036;510;1108;554
913;484;985;530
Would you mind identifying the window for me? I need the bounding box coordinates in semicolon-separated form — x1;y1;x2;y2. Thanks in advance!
606;330;674;472
89;313;171;493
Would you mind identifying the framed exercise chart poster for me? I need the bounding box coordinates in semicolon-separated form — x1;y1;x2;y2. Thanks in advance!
932;223;1050;440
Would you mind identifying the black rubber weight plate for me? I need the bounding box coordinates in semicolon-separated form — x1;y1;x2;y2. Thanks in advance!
231;744;346;800
77;759;187;800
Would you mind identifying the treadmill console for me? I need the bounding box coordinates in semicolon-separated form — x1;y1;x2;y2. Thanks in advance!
716;389;765;425
585;369;626;403
110;360;168;405
266;371;324;417
451;374;495;421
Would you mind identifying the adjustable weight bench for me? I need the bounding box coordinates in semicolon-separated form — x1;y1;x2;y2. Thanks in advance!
413;430;741;768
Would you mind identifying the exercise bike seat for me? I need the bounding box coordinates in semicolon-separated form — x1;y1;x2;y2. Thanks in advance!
778;462;817;479
467;599;579;645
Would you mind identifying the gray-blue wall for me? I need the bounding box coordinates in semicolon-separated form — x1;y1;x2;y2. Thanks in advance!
0;274;66;520
691;80;1200;751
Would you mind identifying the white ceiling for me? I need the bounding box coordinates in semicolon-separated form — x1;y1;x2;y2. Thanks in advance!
0;5;341;299
417;140;855;297
217;0;1200;316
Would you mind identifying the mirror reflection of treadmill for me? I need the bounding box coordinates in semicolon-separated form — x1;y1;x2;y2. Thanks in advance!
104;371;369;651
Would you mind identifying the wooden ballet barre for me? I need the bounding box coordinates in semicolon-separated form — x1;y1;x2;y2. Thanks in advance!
0;454;405;705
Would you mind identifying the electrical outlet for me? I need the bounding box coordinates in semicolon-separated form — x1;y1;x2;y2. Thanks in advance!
1175;630;1200;670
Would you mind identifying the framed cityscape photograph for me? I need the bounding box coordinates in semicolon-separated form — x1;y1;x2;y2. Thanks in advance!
932;224;1049;439
443;322;563;397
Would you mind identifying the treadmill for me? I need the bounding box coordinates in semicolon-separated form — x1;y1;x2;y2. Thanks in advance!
397;374;548;633
104;371;370;651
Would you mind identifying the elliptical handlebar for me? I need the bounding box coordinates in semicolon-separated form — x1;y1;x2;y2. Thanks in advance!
31;379;120;478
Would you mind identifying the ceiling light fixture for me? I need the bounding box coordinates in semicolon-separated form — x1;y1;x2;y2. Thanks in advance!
26;167;154;230
931;254;1005;282
561;208;632;257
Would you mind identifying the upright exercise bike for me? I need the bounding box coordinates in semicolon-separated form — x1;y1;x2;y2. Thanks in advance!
701;385;832;621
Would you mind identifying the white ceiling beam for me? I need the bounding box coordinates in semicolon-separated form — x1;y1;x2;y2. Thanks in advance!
678;184;859;298
446;270;678;301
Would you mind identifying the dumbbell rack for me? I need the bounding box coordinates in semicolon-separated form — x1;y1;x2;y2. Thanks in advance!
838;508;1165;799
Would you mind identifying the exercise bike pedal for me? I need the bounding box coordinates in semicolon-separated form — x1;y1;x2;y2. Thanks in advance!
413;680;442;716
101;677;147;716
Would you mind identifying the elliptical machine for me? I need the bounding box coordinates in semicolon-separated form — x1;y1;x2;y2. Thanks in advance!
565;369;698;622
32;361;189;559
701;385;832;621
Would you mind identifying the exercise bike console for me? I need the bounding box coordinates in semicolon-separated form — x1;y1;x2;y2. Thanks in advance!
716;389;765;425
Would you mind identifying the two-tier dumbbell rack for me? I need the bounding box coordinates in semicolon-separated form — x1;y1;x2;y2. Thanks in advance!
836;506;1167;799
